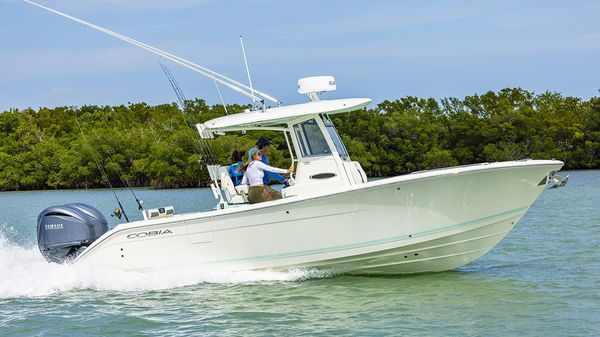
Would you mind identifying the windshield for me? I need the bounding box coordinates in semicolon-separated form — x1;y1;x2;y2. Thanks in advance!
324;119;349;160
293;118;331;157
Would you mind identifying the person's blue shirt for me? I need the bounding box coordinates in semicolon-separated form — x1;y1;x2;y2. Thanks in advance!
260;155;286;184
228;161;244;185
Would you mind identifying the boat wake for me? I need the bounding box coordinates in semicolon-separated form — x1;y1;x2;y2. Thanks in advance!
0;230;334;299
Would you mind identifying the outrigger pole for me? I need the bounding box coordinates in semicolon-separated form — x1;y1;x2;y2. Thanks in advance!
23;0;281;106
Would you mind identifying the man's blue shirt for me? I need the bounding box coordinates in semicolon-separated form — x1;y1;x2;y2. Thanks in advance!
261;155;286;184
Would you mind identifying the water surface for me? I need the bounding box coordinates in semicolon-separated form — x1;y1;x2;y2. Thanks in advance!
0;170;598;336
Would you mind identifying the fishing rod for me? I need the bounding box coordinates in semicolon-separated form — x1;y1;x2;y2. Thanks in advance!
159;61;187;111
74;119;130;222
23;0;281;107
158;61;221;168
157;63;228;206
90;131;145;211
113;165;144;211
159;62;214;162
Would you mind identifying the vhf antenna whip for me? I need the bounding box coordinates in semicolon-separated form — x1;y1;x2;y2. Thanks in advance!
212;76;229;115
239;36;257;109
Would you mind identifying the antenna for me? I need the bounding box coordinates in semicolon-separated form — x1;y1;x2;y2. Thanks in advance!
23;0;280;106
212;77;229;114
239;36;256;107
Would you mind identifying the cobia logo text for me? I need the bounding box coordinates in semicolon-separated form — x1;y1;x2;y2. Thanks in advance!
126;229;173;239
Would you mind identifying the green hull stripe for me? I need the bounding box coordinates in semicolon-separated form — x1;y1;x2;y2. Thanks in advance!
208;205;529;265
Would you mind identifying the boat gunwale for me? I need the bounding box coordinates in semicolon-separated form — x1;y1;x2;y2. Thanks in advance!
117;159;563;224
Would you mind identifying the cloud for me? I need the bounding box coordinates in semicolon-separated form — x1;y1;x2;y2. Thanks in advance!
573;32;600;49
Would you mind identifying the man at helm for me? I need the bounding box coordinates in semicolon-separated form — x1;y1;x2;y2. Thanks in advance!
249;137;287;185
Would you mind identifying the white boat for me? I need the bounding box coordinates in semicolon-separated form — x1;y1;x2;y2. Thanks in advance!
38;78;563;274
28;1;563;274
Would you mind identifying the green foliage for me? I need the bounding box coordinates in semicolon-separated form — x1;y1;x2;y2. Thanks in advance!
0;89;598;191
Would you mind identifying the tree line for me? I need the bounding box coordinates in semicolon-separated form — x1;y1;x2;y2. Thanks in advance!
0;88;598;191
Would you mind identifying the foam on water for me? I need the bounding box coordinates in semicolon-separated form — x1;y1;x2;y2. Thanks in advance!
0;230;333;299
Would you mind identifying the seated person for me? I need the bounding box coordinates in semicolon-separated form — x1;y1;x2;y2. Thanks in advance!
248;137;287;185
240;148;293;204
228;149;244;186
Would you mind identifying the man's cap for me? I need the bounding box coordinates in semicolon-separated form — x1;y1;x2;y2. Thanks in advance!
256;137;271;148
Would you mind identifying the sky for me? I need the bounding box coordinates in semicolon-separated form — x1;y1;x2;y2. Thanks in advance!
1;0;599;111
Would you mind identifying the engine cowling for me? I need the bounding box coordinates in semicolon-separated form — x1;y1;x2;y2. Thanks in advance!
37;203;108;263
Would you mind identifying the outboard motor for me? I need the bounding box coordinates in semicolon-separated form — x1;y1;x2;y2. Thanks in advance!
37;203;108;263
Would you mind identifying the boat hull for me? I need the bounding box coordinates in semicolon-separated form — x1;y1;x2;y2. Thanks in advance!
74;160;562;274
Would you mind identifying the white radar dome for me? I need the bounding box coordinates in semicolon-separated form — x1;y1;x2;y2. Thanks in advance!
297;76;336;101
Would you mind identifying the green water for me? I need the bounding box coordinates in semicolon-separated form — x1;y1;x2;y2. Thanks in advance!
1;170;598;336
